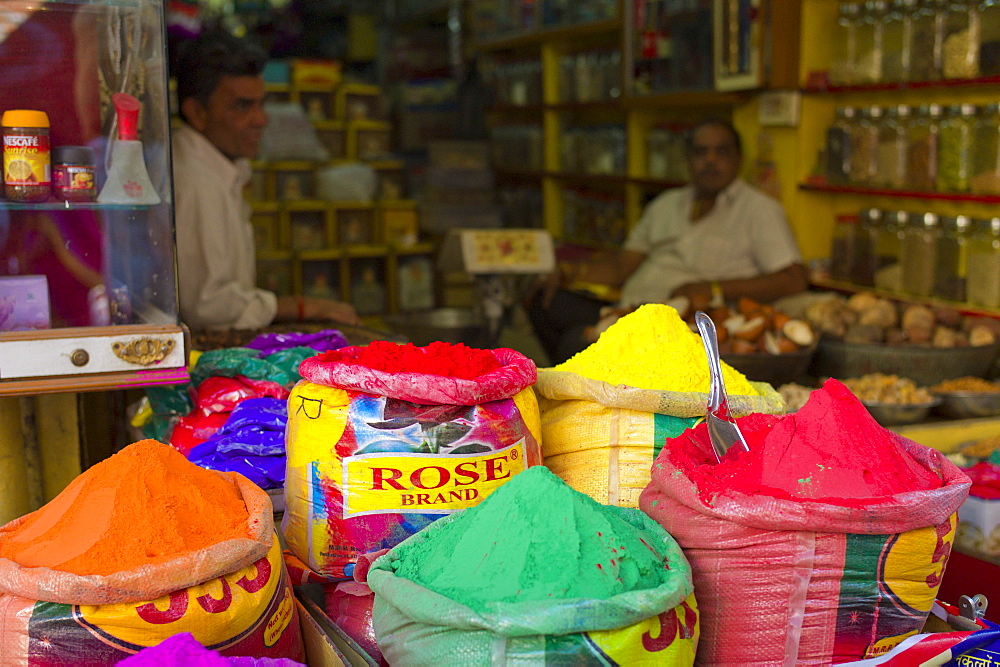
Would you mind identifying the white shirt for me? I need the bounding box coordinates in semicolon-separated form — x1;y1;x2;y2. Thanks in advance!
618;178;801;307
172;124;277;330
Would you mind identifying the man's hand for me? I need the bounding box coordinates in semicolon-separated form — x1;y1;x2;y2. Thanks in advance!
670;281;713;304
307;298;362;326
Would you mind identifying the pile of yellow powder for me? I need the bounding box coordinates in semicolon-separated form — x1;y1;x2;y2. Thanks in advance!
554;304;760;396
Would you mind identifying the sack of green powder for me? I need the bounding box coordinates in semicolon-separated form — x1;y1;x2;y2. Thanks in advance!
0;441;304;663
367;466;699;666
282;341;543;580
640;379;972;665
535;304;784;507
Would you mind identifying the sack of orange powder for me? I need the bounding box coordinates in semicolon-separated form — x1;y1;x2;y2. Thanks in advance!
282;341;543;580
0;440;304;663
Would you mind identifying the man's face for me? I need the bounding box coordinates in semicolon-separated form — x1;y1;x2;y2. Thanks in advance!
687;124;741;197
188;75;267;160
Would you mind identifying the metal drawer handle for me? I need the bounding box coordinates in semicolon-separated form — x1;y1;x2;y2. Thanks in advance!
112;338;175;366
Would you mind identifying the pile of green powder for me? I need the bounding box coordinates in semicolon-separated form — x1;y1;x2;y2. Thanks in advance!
554;304;759;396
388;466;671;612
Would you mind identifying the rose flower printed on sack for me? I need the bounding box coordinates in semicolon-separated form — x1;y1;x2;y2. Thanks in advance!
667;378;944;507
316;340;502;380
0;440;249;576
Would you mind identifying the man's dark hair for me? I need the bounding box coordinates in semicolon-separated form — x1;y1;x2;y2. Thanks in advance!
174;29;267;123
685;117;742;156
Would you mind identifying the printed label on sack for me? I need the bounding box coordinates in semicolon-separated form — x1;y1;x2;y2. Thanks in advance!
342;440;527;516
3;133;50;185
24;539;303;663
832;514;957;660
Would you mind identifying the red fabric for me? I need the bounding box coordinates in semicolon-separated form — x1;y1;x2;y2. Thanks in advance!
964;462;1000;500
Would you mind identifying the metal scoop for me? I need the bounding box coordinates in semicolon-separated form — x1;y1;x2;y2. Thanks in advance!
695;311;750;463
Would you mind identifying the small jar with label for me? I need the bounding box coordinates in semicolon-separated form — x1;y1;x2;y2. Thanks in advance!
831;3;862;84
2;109;51;202
937;103;977;191
942;0;981;78
855;0;888;83
877;104;910;188
933;214;972;301
971;102;1000;193
856;207;882;285
882;0;915;82
901;211;940;297
906;103;942;189
831;213;862;280
875;209;908;290
826;107;857;184
910;0;946;80
967;216;1000;307
52;146;96;202
850;106;882;185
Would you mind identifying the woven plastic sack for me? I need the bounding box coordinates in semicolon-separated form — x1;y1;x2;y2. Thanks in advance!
0;475;304;663
367;507;699;666
282;347;543;579
535;369;784;507
640;438;971;665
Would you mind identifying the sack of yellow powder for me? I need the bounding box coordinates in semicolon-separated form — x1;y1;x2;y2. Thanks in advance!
282;341;543;580
367;466;699;666
0;440;304;663
535;304;784;507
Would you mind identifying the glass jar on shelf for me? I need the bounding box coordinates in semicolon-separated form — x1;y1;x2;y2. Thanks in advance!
857;206;882;285
980;0;1000;75
850;105;882;184
942;0;981;78
883;0;915;81
901;211;940;296
967;216;1000;307
875;209;908;290
877;104;911;188
971;102;1000;193
910;0;946;80
831;213;862;280
933;214;972;301
855;0;888;83
831;3;862;84
906;102;942;190
937;103;977;191
826;106;857;183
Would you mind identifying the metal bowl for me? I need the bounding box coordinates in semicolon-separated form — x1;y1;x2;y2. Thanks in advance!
862;399;941;427
933;391;1000;419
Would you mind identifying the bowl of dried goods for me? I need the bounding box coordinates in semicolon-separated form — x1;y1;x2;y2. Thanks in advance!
930;376;1000;419
805;293;1000;386
841;373;939;427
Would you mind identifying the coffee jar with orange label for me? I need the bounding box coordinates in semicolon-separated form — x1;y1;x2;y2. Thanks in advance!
2;110;51;202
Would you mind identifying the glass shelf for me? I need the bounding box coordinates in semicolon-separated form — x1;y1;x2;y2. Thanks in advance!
811;277;1000;319
0;201;154;212
799;182;1000;204
803;74;1000;94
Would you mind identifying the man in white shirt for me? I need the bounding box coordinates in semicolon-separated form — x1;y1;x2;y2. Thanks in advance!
172;30;359;330
529;118;808;364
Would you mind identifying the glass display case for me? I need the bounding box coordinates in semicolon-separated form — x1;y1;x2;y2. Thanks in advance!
0;0;185;395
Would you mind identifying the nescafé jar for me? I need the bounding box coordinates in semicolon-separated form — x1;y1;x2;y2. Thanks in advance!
2;110;51;202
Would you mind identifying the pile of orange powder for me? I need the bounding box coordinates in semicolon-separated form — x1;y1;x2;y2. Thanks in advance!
0;440;249;576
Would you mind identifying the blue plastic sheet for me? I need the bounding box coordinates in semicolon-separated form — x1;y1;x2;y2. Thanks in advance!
187;398;288;490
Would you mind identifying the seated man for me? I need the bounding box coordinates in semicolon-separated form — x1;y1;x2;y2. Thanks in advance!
529;118;808;364
172;30;359;330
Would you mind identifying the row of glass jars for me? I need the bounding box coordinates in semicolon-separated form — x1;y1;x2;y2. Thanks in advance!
830;207;1000;307
825;102;1000;193
830;0;1000;85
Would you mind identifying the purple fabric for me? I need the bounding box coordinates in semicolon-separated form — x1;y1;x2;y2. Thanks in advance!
118;633;304;666
246;329;349;357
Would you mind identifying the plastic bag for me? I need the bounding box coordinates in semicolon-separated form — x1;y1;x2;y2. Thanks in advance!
315;163;377;203
190;348;300;389
246;330;349;357
640;437;972;665
283;347;543;579
367;508;699;666
534;369;784;507
324;581;384;665
170;411;230;456
187;398;289;490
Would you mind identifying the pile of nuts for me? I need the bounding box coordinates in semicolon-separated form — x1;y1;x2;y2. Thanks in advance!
840;373;934;404
685;297;817;356
804;292;1000;348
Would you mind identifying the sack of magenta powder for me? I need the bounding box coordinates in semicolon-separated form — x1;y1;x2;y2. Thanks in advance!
640;379;971;665
282;341;543;580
